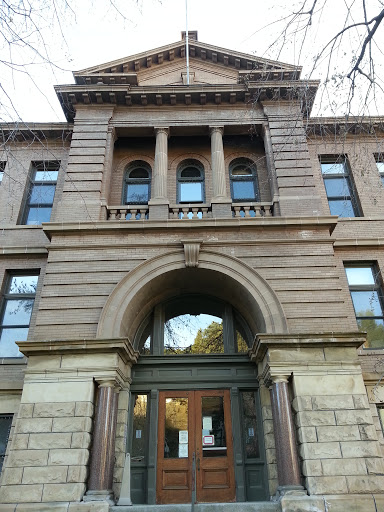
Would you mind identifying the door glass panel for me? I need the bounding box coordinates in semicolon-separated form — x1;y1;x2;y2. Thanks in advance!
131;394;148;459
201;396;226;457
164;398;188;458
241;391;260;458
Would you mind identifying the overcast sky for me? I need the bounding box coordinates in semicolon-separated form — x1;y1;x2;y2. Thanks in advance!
1;0;383;122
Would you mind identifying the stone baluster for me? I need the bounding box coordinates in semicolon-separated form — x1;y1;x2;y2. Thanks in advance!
269;375;303;493
87;379;120;502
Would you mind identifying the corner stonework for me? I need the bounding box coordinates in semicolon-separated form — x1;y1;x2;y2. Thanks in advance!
250;333;384;512
0;338;138;510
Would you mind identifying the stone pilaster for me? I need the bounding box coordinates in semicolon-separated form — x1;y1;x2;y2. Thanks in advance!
149;127;169;220
209;126;232;218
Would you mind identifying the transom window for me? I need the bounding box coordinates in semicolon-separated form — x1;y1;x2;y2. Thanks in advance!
124;161;151;204
320;156;359;217
345;264;384;348
177;160;205;203
23;161;59;225
229;158;258;202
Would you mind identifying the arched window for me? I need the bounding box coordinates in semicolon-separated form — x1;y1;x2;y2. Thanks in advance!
123;161;151;204
177;160;205;203
229;158;258;202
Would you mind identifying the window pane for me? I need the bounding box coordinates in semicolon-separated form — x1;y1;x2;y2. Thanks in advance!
180;182;203;202
34;170;58;181
328;199;355;217
351;291;383;317
29;184;56;204
0;328;28;357
181;167;201;178
202;396;226;457
346;267;375;286
324;177;350;197
2;300;34;325
357;318;384;348
132;394;148;459
381;176;384;186
0;415;13;472
232;181;256;200
376;162;384;173
126;184;149;203
129;168;148;179
9;275;38;294
241;391;260;458
232;166;253;177
0;171;3;183
26;207;52;225
164;397;188;458
321;162;346;174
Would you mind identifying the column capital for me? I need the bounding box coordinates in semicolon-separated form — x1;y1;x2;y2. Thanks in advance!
154;126;169;137
209;126;224;136
271;375;290;385
96;378;118;389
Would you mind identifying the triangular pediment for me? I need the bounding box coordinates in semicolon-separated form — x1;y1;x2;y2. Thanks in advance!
73;37;301;87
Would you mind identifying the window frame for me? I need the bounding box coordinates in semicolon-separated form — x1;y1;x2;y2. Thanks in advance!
229;158;259;203
320;156;360;217
0;161;6;184
0;271;39;358
344;263;384;349
22;161;60;225
123;161;152;205
375;154;384;185
177;160;205;204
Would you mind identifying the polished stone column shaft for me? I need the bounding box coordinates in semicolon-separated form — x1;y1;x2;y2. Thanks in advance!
151;127;169;201
270;375;301;487
88;380;119;492
209;126;228;200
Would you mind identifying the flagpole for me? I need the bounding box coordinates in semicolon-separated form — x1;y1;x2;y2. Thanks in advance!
185;0;190;85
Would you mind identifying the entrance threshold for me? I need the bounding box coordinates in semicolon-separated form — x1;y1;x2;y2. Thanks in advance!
111;503;280;512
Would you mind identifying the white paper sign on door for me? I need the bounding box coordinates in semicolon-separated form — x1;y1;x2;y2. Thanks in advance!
179;430;188;443
202;416;212;431
178;443;188;458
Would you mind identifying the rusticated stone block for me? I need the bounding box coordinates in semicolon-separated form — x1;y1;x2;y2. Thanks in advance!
265;448;276;464
296;411;335;427
359;424;378;441
353;394;370;410
48;449;88;466
280;495;326;512
323;495;377;512
52;417;92;433
366;457;384;474
33;402;75;418
300;442;342;459
12;434;29;450
17;404;34;419
67;465;88;483
42;482;85;502
340;440;380;458
335;409;373;426
7;449;48;467
302;459;322;476
22;466;67;484
346;475;384;493
292;396;312;412
16;418;52;434
28;433;72;449
312;395;354;411
74;402;93;417
306;475;348;494
71;432;91;449
0;468;23;485
264;433;275;449
68;502;109;512
262;405;272;421
321;457;367;476
297;426;317;443
316;425;360;442
0;484;43;503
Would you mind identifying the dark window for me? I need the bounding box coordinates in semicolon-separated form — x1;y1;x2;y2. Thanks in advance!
0;273;39;357
23;161;59;225
124;161;151;205
0;162;6;183
229;158;258;202
320;157;359;217
375;155;384;186
345;265;384;348
177;160;205;203
0;415;12;473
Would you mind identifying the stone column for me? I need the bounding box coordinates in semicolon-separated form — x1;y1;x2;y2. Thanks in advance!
209;126;232;218
87;379;119;501
270;375;302;491
261;123;280;216
149;127;169;220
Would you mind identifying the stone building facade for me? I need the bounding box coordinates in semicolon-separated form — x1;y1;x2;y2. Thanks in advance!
0;33;384;511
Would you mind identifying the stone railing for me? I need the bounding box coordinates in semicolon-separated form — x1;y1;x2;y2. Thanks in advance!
231;202;274;218
107;205;149;221
169;204;212;220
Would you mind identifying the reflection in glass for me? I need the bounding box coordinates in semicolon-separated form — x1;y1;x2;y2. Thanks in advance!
3;300;34;325
328;199;355;217
357;318;384;348
164;314;223;354
346;267;375;285
0;415;13;472
232;181;255;200
321;162;346;174
164;398;188;458
132;394;148;459
0;328;28;357
180;182;203;202
201;396;226;457
9;276;38;294
241;391;260;458
351;291;382;316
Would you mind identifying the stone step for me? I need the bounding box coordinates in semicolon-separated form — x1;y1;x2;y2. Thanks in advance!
111;502;281;512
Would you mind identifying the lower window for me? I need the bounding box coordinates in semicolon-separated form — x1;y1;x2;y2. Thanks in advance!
0;415;13;473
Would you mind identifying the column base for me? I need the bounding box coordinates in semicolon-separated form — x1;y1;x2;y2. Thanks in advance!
273;485;307;499
84;490;115;505
211;201;232;218
148;203;169;220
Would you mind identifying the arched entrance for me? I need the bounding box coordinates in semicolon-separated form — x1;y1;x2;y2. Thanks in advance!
97;250;288;504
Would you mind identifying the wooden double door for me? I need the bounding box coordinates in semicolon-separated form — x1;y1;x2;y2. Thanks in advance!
156;389;235;504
